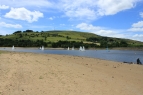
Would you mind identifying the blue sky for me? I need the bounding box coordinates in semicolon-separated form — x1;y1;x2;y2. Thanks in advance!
0;0;143;42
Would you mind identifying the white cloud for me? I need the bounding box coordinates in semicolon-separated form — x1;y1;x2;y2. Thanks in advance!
132;21;143;28
76;23;102;31
133;34;143;42
65;8;96;20
76;23;125;38
60;0;140;21
128;11;143;32
0;29;12;35
128;21;143;32
60;24;65;26
49;17;53;20
128;27;143;32
0;5;9;9
133;34;143;37
0;0;141;21
76;23;143;42
4;7;43;23
140;12;143;18
96;0;138;16
0;32;5;35
60;0;97;20
0;0;52;8
0;22;22;28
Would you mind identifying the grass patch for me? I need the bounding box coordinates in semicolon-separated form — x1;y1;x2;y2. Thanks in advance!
39;76;43;79
0;50;8;54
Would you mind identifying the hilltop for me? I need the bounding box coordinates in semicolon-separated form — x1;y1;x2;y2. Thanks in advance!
0;30;143;48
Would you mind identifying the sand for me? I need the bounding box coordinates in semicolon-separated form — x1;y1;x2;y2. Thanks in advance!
0;51;143;95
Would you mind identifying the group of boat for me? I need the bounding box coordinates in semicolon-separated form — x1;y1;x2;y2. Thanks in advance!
67;46;85;51
39;46;44;50
12;45;45;50
12;45;85;51
67;47;75;50
12;45;15;50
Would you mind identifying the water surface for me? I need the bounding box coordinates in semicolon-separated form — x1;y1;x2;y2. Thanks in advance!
0;48;143;64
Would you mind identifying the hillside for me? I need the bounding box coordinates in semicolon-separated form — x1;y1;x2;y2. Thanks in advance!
0;30;143;48
0;30;99;42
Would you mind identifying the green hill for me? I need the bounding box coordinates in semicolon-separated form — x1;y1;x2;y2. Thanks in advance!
0;30;99;42
0;30;143;48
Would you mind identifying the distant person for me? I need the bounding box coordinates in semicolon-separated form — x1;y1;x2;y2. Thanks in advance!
137;58;142;64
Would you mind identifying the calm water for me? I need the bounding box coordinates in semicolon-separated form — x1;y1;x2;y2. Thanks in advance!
0;48;143;64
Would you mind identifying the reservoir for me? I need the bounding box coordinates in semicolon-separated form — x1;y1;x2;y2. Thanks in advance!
0;48;143;64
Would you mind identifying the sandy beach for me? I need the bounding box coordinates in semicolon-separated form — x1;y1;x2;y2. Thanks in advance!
0;51;143;95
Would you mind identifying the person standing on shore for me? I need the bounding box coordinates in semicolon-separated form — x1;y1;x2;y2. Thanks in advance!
137;58;142;64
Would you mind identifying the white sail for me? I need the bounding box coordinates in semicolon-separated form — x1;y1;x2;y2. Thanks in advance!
12;45;15;50
82;46;85;51
79;46;85;51
79;46;82;51
41;46;44;50
67;47;69;50
106;46;110;52
72;47;74;50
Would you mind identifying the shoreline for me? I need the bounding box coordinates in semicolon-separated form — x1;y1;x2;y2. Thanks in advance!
0;51;143;95
0;48;143;64
0;47;143;51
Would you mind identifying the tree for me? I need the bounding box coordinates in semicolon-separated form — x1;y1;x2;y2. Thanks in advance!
120;40;128;47
100;41;107;48
44;36;47;41
24;30;33;33
13;31;22;34
19;34;23;38
86;37;99;42
66;36;71;39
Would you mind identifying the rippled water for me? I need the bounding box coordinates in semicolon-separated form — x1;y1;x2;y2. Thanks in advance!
0;48;143;64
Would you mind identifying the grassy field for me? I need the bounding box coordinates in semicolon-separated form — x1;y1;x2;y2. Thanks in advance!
0;50;8;54
0;30;98;42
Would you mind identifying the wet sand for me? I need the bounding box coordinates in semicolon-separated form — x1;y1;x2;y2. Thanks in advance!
0;52;143;95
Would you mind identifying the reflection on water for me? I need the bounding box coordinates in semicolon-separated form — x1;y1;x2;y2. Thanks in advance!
0;48;143;64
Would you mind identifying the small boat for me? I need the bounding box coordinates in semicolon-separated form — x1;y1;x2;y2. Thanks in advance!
12;45;15;50
67;47;69;50
72;47;74;50
41;46;44;50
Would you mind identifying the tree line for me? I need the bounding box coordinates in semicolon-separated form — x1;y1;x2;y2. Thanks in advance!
0;38;97;48
0;37;143;48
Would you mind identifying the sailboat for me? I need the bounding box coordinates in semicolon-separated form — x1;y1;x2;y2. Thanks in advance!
79;46;85;51
41;46;44;50
79;46;82;51
106;46;110;52
106;46;108;50
67;47;69;50
12;45;15;50
82;46;85;51
72;47;74;50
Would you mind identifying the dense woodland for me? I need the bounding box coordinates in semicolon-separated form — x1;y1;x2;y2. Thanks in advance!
0;30;143;48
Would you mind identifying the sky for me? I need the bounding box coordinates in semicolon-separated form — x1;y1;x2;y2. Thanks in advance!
0;0;143;42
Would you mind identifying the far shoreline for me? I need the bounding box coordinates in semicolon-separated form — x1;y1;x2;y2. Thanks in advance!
0;47;143;51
